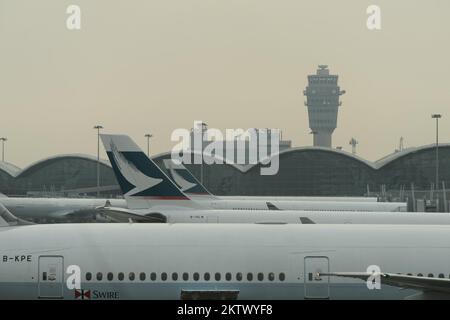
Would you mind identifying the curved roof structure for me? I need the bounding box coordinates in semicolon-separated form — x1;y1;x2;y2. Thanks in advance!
152;144;450;196
1;144;449;179
17;154;112;178
154;144;450;172
0;144;449;197
2;143;448;179
0;161;21;177
374;143;450;169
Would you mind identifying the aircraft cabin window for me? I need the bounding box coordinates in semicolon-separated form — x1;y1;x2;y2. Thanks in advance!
107;272;114;281
439;273;445;278
407;273;412;276
428;273;434;278
236;272;243;281
226;273;232;281
85;272;92;281
139;272;146;281
183;273;189;281
96;272;103;281
161;273;168;281
150;273;156;281
215;273;221;281
172;273;178;281
118;273;124;281
193;273;200;281
417;273;423;277
129;272;135;281
268;272;275;281
279;273;286;281
258;273;264;281
204;273;211;281
247;273;253;281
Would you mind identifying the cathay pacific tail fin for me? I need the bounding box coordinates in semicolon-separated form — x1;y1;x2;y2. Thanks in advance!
163;159;218;200
100;134;205;210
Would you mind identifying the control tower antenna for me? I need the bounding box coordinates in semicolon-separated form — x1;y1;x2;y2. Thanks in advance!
349;137;358;154
399;137;404;151
395;137;405;153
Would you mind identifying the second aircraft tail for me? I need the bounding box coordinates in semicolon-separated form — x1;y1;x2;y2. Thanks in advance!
100;134;205;210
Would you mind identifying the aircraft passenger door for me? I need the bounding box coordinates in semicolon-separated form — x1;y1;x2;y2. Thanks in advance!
38;256;64;299
304;256;329;299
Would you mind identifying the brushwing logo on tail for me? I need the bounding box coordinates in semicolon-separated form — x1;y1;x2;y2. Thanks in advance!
110;142;162;197
165;162;197;192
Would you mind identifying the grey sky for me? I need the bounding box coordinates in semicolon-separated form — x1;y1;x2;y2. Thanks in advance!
1;0;449;167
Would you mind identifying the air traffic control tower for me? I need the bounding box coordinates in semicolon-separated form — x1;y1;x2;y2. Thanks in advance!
303;65;345;148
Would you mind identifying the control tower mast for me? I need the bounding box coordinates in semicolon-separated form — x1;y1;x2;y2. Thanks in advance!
349;137;358;154
303;65;345;148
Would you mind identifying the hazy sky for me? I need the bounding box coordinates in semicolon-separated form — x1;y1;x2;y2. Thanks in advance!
1;0;449;167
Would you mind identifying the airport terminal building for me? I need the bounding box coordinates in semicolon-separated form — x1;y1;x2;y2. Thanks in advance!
3;65;446;201
0;144;449;200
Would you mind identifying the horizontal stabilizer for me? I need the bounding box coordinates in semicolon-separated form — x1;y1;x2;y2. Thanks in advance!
0;203;34;227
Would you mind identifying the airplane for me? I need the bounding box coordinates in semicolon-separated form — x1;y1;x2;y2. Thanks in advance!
0;193;379;224
101;134;406;212
0;143;395;224
161;159;404;211
96;204;450;224
162;159;378;202
96;134;450;225
0;178;386;225
1;207;450;300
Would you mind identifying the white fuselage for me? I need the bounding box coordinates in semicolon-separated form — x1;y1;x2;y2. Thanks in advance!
183;196;406;212
1;223;449;300
158;210;450;224
220;196;378;202
205;199;406;212
0;197;406;223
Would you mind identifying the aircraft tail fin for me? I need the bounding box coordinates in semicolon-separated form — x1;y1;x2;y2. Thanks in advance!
100;134;204;210
163;159;218;200
300;217;316;224
0;203;34;227
266;202;281;210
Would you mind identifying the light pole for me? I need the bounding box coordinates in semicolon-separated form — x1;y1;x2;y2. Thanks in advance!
144;134;153;157
200;122;208;185
309;131;317;147
431;114;442;191
0;138;7;162
93;125;103;197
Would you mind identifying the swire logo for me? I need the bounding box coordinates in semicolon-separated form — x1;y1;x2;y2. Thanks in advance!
74;289;91;300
